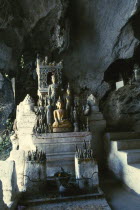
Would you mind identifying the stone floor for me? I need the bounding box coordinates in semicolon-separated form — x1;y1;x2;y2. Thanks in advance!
100;171;140;210
18;170;140;210
22;198;110;210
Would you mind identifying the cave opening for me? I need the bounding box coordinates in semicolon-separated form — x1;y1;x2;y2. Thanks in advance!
104;59;134;90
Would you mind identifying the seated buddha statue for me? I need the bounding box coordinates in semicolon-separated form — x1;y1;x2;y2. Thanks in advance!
52;97;72;133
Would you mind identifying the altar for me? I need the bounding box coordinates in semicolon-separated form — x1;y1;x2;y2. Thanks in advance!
3;57;100;207
33;132;92;176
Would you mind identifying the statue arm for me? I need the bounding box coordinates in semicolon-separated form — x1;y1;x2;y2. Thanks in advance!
53;110;59;126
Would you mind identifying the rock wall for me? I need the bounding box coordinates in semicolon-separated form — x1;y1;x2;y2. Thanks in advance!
0;75;15;131
0;0;69;75
62;0;140;97
0;0;69;129
101;84;140;131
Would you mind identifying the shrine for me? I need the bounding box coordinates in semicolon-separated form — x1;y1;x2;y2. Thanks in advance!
0;57;107;209
36;55;63;98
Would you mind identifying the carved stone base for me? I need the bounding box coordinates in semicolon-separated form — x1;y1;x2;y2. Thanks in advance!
33;132;92;176
53;127;72;133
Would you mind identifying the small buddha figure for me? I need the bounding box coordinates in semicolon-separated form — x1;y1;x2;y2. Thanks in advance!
48;74;60;106
65;83;72;118
36;100;45;126
52;97;72;132
73;106;79;132
84;102;90;116
133;63;140;83
45;99;53;132
73;106;78;123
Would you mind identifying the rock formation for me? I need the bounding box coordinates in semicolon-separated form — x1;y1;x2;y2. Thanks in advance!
0;0;140;135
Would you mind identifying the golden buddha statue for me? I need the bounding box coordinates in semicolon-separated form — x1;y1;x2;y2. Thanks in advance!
52;97;72;133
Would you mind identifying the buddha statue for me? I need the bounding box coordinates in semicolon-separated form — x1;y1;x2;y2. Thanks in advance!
65;83;72;118
45;99;53;133
36;100;45;127
48;74;60;107
52;97;72;133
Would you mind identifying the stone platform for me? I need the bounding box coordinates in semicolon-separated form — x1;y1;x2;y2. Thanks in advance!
104;132;140;194
33;132;92;176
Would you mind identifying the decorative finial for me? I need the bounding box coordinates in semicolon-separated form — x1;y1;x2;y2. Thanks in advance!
57;96;61;102
45;56;48;64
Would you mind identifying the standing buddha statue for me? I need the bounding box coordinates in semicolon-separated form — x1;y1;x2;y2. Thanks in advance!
65;83;72;118
48;74;60;107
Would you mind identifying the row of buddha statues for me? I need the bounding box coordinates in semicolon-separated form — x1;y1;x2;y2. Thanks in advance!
34;74;90;133
26;147;46;162
75;141;94;160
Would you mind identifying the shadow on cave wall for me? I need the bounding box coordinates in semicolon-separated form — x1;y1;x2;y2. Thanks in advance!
15;53;38;105
15;1;70;105
104;59;134;90
131;10;140;41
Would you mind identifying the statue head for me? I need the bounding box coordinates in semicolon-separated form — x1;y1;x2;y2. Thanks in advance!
134;63;139;70
56;96;64;109
51;74;56;84
87;94;97;106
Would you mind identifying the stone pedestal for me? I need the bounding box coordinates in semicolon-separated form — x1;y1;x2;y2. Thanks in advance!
33;132;92;176
24;161;47;193
16;95;36;151
0;161;17;208
75;157;99;190
8;150;25;192
53;127;72;133
88;106;106;169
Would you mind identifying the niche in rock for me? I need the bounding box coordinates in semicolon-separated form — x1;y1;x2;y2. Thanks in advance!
104;59;134;90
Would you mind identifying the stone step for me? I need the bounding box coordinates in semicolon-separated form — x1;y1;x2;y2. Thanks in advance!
120;149;140;164
105;132;140;194
129;163;140;169
117;139;140;150
108;132;140;141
